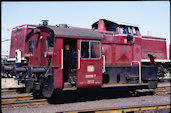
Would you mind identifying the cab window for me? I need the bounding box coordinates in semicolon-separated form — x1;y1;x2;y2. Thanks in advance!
91;42;100;58
120;26;127;34
81;41;89;58
28;40;34;54
127;27;132;35
46;35;54;49
132;27;137;35
81;40;101;59
120;26;133;35
106;23;117;32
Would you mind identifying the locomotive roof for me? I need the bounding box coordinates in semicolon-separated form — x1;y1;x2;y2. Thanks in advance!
92;19;140;28
48;26;104;40
25;25;104;42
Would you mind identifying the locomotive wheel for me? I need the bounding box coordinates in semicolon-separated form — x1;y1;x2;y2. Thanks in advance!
33;89;44;99
42;75;54;98
25;80;34;93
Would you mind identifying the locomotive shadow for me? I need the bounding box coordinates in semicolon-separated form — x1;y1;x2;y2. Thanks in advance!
47;87;154;104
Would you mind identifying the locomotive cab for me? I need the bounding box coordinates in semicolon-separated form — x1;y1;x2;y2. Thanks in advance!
52;27;104;90
59;39;102;89
92;19;141;44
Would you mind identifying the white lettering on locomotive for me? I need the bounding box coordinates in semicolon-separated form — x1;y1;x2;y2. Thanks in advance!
87;80;94;84
87;65;95;72
85;74;96;78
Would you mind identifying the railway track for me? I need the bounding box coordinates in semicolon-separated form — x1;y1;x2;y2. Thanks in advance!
1;88;48;108
1;88;25;95
155;86;171;95
1;84;170;109
2;89;18;94
1;95;48;108
65;104;170;113
136;85;171;95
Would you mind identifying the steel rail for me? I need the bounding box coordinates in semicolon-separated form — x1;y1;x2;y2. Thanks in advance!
2;95;33;101
2;99;47;105
2;99;48;109
2;94;47;109
136;85;171;95
65;104;170;113
1;89;19;95
1;89;17;93
1;88;27;95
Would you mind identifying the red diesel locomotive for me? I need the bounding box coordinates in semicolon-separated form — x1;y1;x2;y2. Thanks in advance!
2;19;170;98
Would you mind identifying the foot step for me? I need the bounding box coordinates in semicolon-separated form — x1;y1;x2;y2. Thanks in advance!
64;82;72;88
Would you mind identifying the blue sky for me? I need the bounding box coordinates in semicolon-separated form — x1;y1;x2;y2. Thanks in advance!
1;1;170;57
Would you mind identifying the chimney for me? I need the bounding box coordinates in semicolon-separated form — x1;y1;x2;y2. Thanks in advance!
42;20;49;26
147;30;152;36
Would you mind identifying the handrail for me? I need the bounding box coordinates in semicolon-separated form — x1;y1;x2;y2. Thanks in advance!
61;49;63;70
77;50;80;70
102;55;106;73
131;61;141;84
15;49;22;63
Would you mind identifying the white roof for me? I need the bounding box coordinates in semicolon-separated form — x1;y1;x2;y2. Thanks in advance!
101;19;140;28
113;21;140;28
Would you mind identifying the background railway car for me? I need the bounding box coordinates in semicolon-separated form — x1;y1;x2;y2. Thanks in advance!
1;24;38;78
10;24;38;58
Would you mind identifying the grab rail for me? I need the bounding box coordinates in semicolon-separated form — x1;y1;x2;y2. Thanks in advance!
61;49;63;70
77;50;80;70
102;55;106;73
131;61;141;84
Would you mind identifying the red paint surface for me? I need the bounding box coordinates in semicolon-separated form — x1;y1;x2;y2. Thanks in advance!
77;60;102;88
10;25;38;58
53;38;63;89
141;38;167;59
76;40;102;88
25;31;50;66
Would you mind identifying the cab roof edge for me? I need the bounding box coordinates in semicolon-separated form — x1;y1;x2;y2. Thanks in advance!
100;19;141;28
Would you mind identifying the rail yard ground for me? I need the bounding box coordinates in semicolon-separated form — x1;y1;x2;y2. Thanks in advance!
1;81;170;113
2;93;170;113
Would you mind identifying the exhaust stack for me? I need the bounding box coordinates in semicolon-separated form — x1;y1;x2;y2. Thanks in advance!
42;20;49;26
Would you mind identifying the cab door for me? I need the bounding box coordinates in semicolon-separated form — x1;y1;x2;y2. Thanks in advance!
77;40;102;88
53;38;63;89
